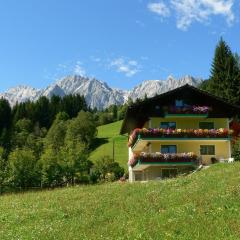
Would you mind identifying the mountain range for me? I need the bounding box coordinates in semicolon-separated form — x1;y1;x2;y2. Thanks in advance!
0;75;202;109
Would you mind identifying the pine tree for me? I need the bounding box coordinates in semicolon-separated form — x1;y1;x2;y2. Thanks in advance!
207;38;240;104
208;38;232;98
0;98;11;134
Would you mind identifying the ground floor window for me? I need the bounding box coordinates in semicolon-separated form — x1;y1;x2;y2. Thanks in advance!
161;145;177;154
200;145;215;155
162;168;178;178
134;172;142;181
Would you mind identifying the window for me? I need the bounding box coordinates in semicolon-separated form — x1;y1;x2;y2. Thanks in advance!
175;100;183;107
160;122;176;129
162;169;178;178
199;122;214;129
200;145;215;155
161;145;177;154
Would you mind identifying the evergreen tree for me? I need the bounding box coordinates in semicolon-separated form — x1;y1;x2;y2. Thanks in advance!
208;38;231;97
112;105;118;120
61;94;88;119
34;96;51;128
0;98;11;135
207;38;240;104
49;95;62;124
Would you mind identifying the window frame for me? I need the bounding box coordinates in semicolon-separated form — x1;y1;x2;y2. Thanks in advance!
161;145;177;154
200;145;215;155
175;100;184;107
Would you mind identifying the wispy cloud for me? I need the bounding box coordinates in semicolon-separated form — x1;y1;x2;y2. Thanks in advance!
148;0;235;30
136;20;146;27
74;61;86;76
109;57;141;77
90;56;101;62
148;1;171;17
44;61;87;81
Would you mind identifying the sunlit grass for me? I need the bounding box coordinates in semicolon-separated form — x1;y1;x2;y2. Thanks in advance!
1;163;240;239
90;121;128;169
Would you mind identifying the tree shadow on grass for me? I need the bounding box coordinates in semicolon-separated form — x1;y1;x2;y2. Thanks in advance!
91;137;109;151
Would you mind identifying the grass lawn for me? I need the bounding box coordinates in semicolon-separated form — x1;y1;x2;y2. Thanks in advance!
1;163;240;239
90;120;128;170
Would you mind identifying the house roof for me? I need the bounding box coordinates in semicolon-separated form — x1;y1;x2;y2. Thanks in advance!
120;84;240;134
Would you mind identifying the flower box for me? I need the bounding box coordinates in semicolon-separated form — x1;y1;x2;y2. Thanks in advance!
164;105;211;115
129;152;198;167
128;128;233;147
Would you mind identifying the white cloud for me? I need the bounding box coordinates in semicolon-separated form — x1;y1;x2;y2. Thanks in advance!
90;56;101;62
171;0;235;30
147;2;171;17
147;0;235;30
57;63;68;69
110;58;141;77
136;20;146;27
74;61;86;76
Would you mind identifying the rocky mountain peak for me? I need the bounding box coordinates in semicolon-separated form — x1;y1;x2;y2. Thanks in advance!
0;75;202;109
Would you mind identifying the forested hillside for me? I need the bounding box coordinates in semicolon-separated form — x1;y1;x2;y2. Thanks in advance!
0;94;128;192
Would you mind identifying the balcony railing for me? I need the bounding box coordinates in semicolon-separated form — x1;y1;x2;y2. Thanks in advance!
128;128;233;148
129;152;198;168
163;105;211;118
164;105;211;114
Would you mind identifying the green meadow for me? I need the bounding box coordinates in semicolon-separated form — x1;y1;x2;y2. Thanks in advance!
90;120;128;169
1;163;240;240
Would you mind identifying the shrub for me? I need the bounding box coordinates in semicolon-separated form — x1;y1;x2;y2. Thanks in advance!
8;148;40;189
93;155;124;182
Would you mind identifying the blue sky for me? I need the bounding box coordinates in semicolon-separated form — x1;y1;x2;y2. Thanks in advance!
0;0;239;92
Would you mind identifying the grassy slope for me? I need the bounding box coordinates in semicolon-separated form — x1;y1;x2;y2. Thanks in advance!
1;163;240;239
90;120;128;169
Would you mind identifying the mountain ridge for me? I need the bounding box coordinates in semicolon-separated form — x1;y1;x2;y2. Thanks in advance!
0;75;203;109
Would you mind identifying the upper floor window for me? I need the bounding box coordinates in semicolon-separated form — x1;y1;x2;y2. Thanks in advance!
199;122;214;129
200;145;215;155
175;100;183;107
160;122;176;129
161;145;177;154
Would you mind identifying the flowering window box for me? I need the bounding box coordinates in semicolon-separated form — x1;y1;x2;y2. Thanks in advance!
163;105;211;116
128;128;233;148
129;152;198;167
